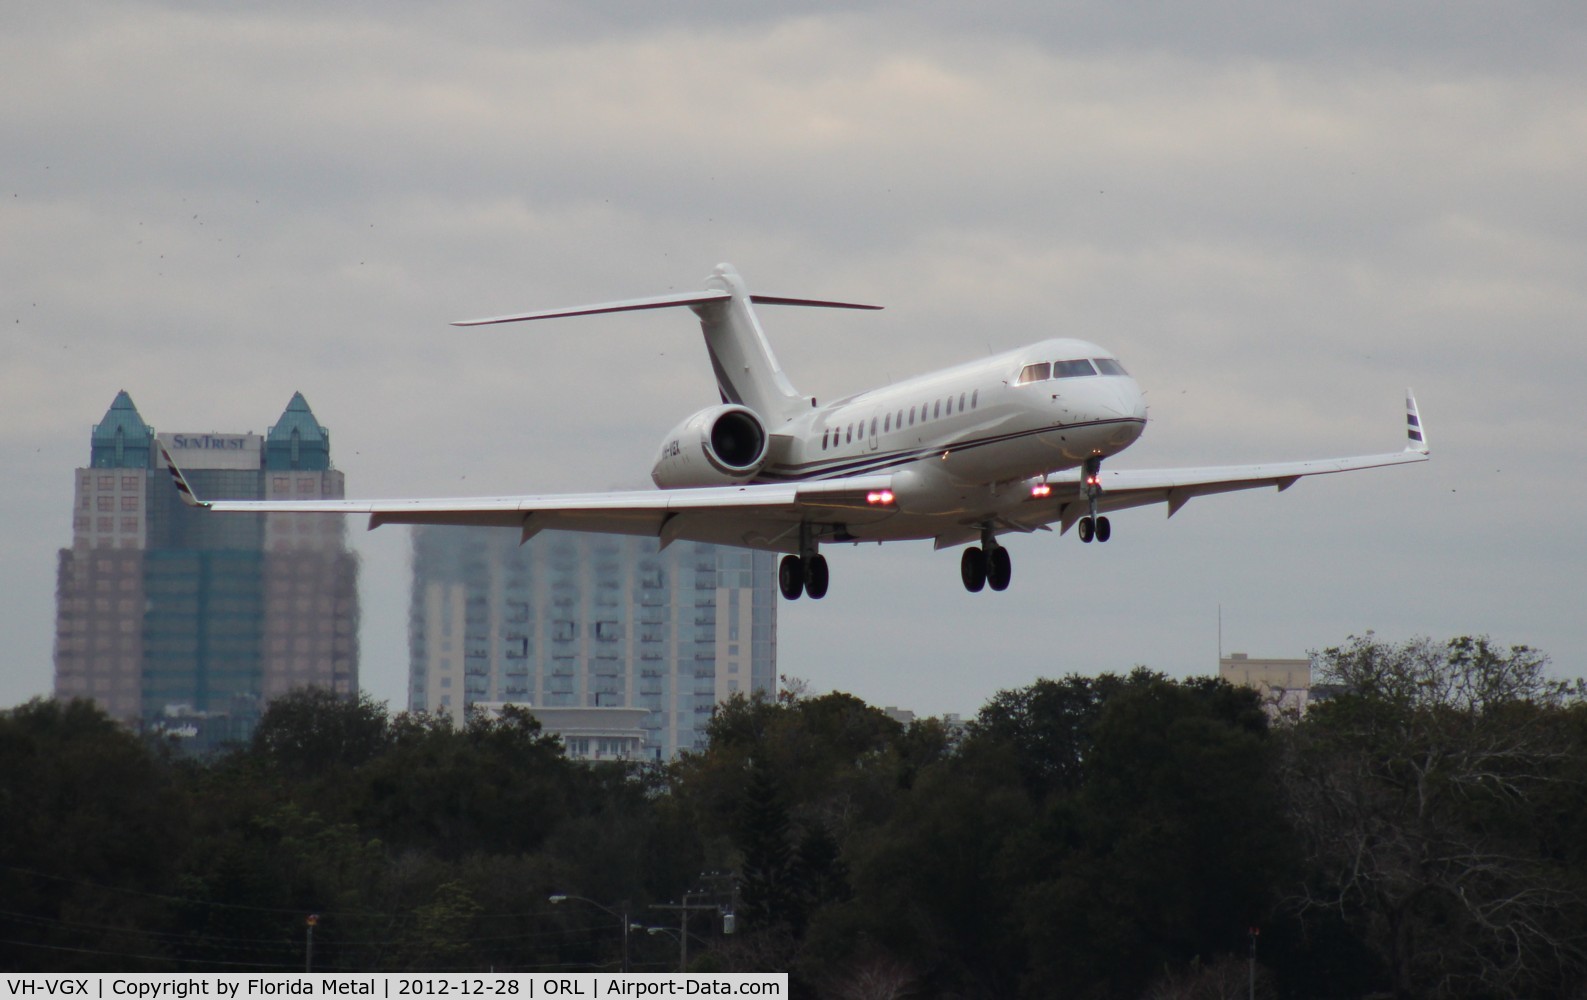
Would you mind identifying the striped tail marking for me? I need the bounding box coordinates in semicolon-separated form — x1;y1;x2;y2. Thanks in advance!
159;445;206;507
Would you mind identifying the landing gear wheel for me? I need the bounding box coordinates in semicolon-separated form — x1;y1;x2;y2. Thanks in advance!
1078;517;1095;543
779;555;805;600
803;554;830;600
1094;516;1111;543
960;546;987;593
987;546;1012;591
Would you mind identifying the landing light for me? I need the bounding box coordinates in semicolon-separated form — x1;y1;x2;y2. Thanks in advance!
1031;483;1052;498
866;490;895;506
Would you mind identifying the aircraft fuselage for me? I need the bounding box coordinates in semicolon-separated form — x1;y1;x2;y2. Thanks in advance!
729;337;1148;544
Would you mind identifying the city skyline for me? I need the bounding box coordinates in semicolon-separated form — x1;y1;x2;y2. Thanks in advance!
5;3;1584;718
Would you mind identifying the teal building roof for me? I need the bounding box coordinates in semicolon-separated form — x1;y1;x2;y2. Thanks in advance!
90;391;156;469
266;392;331;471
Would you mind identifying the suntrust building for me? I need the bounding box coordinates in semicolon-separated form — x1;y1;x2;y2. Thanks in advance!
53;392;358;749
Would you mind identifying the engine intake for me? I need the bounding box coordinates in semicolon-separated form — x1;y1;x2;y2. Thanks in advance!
652;404;769;488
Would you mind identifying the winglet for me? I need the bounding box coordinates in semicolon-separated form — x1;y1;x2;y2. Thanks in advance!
159;444;208;508
1405;390;1429;454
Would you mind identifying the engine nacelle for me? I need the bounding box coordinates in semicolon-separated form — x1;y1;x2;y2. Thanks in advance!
651;404;769;488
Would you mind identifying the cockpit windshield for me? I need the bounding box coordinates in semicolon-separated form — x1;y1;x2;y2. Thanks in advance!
1016;362;1051;385
1015;357;1130;384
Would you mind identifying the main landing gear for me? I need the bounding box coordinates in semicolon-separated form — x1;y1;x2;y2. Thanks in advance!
778;553;829;600
961;527;1012;593
779;525;829;600
1078;515;1111;543
1077;455;1111;544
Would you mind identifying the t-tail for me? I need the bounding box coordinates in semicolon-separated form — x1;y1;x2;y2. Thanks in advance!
454;263;880;425
696;264;809;421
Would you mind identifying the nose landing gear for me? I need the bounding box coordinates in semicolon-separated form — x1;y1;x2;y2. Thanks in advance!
1077;456;1112;544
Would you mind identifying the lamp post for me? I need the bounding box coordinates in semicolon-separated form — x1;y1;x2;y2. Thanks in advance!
645;923;715;973
647;891;722;972
304;914;319;973
549;894;637;973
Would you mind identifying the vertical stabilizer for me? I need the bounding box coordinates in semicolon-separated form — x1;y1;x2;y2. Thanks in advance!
452;264;879;424
693;264;808;423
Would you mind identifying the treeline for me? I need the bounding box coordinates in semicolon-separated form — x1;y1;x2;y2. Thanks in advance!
3;635;1586;998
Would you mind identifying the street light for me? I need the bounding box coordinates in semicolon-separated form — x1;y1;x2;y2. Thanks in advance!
644;923;718;972
549;893;637;973
647;891;725;972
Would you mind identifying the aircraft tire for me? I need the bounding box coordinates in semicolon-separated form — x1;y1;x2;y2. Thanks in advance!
987;546;1012;591
1095;516;1111;543
1078;517;1095;543
779;555;804;600
804;554;830;600
961;546;987;593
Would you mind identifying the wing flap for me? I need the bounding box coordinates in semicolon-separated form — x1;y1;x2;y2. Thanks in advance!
1025;447;1429;533
167;451;897;552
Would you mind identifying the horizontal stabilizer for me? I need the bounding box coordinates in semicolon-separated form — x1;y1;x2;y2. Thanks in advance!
747;295;882;311
453;290;731;327
454;290;881;327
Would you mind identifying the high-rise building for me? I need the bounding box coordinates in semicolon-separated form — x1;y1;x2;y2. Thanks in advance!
409;525;776;759
53;392;358;748
1219;652;1312;717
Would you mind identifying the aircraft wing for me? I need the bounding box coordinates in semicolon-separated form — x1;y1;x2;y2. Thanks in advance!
1007;392;1430;536
160;445;895;553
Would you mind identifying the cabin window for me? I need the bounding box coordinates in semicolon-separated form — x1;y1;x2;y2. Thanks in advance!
959;392;967;411
1093;358;1130;376
846;424;852;444
884;413;891;432
822;430;829;450
934;400;941;419
1016;362;1051;385
971;390;978;408
1054;359;1098;378
870;418;877;437
908;406;915;426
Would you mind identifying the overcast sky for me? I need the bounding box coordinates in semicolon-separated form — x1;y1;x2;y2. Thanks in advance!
4;1;1584;718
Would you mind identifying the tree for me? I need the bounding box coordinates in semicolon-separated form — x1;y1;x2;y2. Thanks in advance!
0;698;188;971
353;706;572;858
1282;635;1587;998
1012;672;1288;999
734;753;798;933
965;673;1123;797
250;687;392;780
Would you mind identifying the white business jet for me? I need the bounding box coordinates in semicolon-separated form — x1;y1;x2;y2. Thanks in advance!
163;263;1428;600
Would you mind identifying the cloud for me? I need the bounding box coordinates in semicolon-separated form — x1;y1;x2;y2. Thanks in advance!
3;0;1583;714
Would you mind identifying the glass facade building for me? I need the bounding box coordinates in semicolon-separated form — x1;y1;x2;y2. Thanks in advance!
409;525;776;759
54;392;358;749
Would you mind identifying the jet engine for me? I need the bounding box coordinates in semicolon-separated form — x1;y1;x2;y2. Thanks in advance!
651;404;769;488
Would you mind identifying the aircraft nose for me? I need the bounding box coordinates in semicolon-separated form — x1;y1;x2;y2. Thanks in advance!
1099;380;1148;448
1099;380;1147;420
